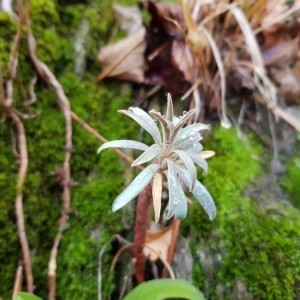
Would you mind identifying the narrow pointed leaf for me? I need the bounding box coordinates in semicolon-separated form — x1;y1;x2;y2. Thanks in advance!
166;93;174;121
97;140;148;154
112;164;159;212
169;109;196;145
174;164;193;191
119;107;162;145
165;160;186;219
172;123;209;149
187;151;208;174
132;144;162;166
173;150;197;189
149;110;170;145
192;180;216;220
175;193;187;219
152;172;163;223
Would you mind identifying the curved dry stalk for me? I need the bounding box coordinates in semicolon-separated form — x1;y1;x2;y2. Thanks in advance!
10;112;34;293
26;4;73;299
109;243;134;273
3;0;35;293
161;219;180;278
71;111;140;168
108;243;134;300
143;245;175;279
254;4;300;34
199;26;230;128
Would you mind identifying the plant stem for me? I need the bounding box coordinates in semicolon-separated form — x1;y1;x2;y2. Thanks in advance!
134;182;153;284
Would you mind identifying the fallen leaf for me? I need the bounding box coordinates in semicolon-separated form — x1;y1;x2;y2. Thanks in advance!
270;66;300;104
97;27;146;82
143;226;173;261
113;4;142;35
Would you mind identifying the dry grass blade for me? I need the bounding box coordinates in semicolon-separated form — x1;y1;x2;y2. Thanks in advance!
226;4;265;71
198;26;230;128
254;3;300;34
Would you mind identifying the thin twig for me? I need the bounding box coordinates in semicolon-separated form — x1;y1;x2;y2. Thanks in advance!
110;243;134;273
5;0;35;293
71;111;139;167
10;112;34;293
26;4;73;298
161;219;180;278
144;245;175;279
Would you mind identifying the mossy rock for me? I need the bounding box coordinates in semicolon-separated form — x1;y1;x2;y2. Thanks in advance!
182;127;300;299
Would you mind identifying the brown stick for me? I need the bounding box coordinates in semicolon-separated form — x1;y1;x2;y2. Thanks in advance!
26;7;72;299
10;112;34;293
162;219;180;278
71;111;139;167
133;182;153;284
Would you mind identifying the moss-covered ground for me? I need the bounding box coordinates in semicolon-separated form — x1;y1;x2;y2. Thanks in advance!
182;127;300;299
0;0;300;299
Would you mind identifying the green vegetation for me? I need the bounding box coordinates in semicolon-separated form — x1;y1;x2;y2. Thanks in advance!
282;156;300;208
182;127;300;299
1;0;300;299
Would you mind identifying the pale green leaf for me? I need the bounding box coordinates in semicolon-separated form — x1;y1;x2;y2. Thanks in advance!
187;151;208;174
172;123;209;150
119;107;162;145
132;144;162;167
97;140;148;154
112;164;159;212
165;160;186;219
173;150;197;189
192;180;216;220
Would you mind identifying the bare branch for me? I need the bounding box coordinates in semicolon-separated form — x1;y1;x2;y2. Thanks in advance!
26;6;73;298
10;112;34;293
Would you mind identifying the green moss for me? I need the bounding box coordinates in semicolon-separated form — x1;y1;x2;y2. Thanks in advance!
31;0;59;28
281;156;300;208
0;0;138;294
220;205;300;299
0;12;17;78
182;126;262;239
182;126;300;299
0;125;18;298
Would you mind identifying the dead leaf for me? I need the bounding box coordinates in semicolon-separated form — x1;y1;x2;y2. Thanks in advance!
97;27;146;82
113;4;142;35
143;226;173;261
144;1;191;95
270;66;300;104
262;37;299;66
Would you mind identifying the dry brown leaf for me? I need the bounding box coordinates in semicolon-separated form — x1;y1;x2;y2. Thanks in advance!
270;66;300;104
113;4;142;35
171;40;195;83
262;37;299;66
143;226;173;262
97;27;146;82
261;0;288;33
